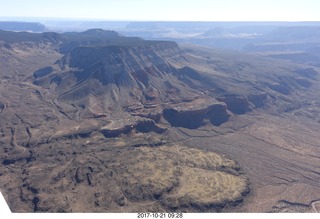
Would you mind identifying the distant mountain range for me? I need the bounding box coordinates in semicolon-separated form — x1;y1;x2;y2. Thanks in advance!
2;20;316;66
0;21;46;32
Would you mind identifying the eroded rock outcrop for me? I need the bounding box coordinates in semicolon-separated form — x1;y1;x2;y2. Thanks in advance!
217;95;251;115
163;99;229;128
100;117;166;138
47;39;200;119
268;83;290;95
248;93;268;108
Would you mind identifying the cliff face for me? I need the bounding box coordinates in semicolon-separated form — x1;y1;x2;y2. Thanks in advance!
41;40;203;120
29;30;311;129
163;101;229;129
53;39;247;131
65;41;184;87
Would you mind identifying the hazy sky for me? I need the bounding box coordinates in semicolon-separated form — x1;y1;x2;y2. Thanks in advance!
1;0;319;21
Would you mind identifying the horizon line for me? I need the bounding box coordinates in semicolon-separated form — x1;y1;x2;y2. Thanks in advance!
1;17;320;23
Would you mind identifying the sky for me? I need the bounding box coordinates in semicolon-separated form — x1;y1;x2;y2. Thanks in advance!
1;0;320;21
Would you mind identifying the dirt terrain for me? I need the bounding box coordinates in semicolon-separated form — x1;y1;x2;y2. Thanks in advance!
0;29;320;212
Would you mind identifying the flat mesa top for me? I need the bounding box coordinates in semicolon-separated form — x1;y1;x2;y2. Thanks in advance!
0;191;11;213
